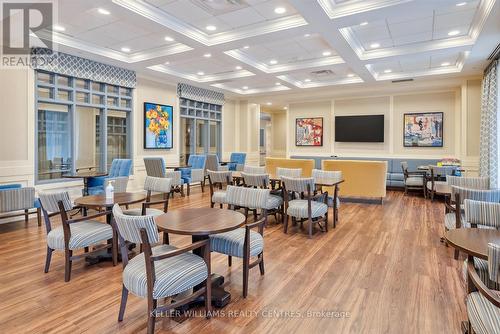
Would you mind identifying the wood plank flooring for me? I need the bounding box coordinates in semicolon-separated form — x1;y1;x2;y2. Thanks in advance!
0;190;466;333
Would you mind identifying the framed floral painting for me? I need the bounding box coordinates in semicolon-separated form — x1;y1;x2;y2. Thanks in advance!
144;102;173;149
295;117;323;146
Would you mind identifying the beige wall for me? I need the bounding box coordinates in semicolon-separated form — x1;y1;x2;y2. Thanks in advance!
270;112;287;157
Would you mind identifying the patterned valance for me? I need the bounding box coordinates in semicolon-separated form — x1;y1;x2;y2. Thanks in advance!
31;48;136;88
177;83;224;105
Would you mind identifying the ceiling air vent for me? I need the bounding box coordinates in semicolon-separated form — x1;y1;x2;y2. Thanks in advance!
487;43;500;60
193;0;248;15
392;78;414;83
310;69;335;77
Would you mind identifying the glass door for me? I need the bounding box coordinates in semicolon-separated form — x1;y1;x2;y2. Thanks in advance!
180;118;195;165
196;119;208;154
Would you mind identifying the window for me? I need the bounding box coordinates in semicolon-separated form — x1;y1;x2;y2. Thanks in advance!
35;71;133;183
179;97;221;164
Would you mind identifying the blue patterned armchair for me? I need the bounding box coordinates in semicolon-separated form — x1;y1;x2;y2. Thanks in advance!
228;152;246;171
180;155;207;196
0;183;41;226
87;159;132;195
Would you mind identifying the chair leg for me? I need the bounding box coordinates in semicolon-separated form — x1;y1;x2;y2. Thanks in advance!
44;247;53;273
200;181;204;193
228;256;232;267
187;183;191;196
454;249;459;260
24;209;28;223
37;208;41;226
308;218;313;239
163;232;169;245
210;202;215;208
84;247;89;253
219;203;223;209
64;249;72;282
259;253;265;275
181;184;185;197
112;234;118;266
118;285;129;321
147;299;157;334
325;213;328;232
284;215;289;233
243;253;249;298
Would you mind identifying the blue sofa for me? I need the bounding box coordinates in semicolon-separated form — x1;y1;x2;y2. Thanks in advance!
290;155;440;188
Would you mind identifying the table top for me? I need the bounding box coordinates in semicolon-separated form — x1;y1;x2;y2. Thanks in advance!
155;208;245;236
74;192;146;208
219;161;237;165
316;179;345;187
166;165;191;170
63;171;107;178
417;165;464;171
445;228;500;260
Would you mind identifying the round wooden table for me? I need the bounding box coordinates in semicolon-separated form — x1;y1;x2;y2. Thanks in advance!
445;228;500;260
62;171;107;195
155;208;246;308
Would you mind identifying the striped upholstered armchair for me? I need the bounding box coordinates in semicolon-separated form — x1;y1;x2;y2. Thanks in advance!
465;242;500;334
207;170;233;208
0;184;41;226
312;169;343;228
112;204;211;333
144;157;185;197
122;176;171;217
241;172;283;223
210;186;266;297
39;191;117;281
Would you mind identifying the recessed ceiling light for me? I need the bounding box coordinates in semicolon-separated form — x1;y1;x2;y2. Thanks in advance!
121;47;131;52
242;86;248;90
448;30;460;36
360;21;368;26
275;82;281;86
203;53;211;58
384;69;392;73
304;33;311;37
243;45;250;49
347;73;355;77
164;36;174;42
206;25;216;31
197;71;204;75
269;59;278;65
97;8;110;15
235;66;242;70
304;78;311;82
164;61;170;65
274;7;286;14
441;62;451;66
370;43;380;48
322;51;332;56
284;106;288;110
266;102;272;106
53;25;65;32
456;2;467;6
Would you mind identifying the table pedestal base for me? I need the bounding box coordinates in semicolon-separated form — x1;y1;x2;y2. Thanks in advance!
84;243;135;264
175;274;230;311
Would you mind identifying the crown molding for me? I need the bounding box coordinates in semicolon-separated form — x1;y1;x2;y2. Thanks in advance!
276;74;364;88
147;64;256;83
317;0;412;19
210;83;291;95
113;0;308;46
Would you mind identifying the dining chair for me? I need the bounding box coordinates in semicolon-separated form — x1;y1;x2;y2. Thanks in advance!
228;152;246;171
210;186;266;298
122;176;171;217
207;170;233;208
462;199;500;291
144;157;185;197
87;159;132;195
445;186;500;259
312;169;342;228
276;167;302;178
112;204;211;334
465;242;500;334
180;154;206;195
281;176;328;238
401;161;427;198
243;165;266;174
39;191;117;282
447;175;490;190
241;172;283;224
426;166;457;201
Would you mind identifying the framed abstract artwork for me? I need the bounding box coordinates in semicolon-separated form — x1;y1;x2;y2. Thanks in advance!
144;102;173;149
403;112;443;147
295;117;323;146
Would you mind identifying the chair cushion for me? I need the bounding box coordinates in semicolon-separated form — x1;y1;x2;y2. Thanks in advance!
287;199;328;219
212;191;226;204
406;176;424;186
264;195;283;210
123;244;208;299
444;212;467;230
426;180;447;190
47;221;113;250
463;258;500;290
122;208;165;217
467;291;500;334
210;228;263;258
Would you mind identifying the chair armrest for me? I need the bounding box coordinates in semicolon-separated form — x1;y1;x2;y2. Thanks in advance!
143;199;169;207
151;239;209;261
444;202;456;212
66;210;111;224
467;260;500;307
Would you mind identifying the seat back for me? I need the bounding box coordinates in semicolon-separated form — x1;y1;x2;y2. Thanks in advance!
447;176;489;190
144;176;172;193
430;165;456;177
281;176;315;193
112;204;159;244
312;169;342;185
39;191;73;213
225;185;269;209
451;186;500;204
464;199;500;229
488;243;500;284
206;154;220;172
165;170;182;186
230;153;246;165
188;155;207;170
276;167;302;178
265;157;314;177
143;157;166;178
105;176;129;193
243;165;265;174
0;187;35;213
207;170;232;185
108;159;132;177
242;172;269;188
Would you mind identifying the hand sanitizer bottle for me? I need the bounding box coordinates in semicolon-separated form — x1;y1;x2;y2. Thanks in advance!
105;180;114;200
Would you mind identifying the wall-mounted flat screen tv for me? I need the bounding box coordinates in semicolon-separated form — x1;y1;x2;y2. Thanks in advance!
335;115;384;142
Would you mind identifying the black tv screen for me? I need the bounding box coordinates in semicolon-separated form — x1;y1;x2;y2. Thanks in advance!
335;115;384;142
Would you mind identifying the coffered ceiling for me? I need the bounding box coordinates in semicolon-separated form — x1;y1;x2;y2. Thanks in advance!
24;0;500;99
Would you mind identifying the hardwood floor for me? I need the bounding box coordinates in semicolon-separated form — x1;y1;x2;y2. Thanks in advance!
0;190;466;333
